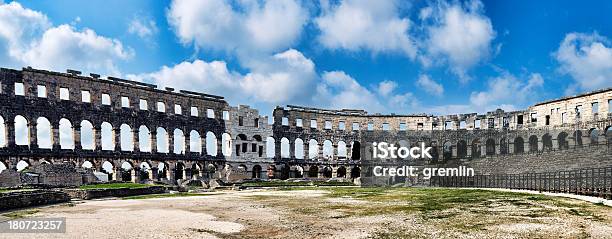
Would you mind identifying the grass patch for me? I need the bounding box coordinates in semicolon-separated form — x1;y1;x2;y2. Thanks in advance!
122;192;206;200
241;181;354;187
3;209;40;219
79;183;151;190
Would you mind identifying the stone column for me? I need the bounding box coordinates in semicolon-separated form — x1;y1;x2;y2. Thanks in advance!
113;127;121;151
318;143;324;161
133;128;140;152
4;119;14;147
29;122;38;149
217;140;224;157
94;126;102;151
304;143;310;160
275;140;281;159
333;143;338;161
73;123;81;150
150;129;157;153
289;141;295;159
168;132;174;154
201;135;207;155
52;122;60;150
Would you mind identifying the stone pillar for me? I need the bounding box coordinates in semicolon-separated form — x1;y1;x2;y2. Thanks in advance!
133;128;140;152
113;127;121;151
524;140;530;153
29;122;38;149
150;129;157;153
185;134;191;154
201;135;207;155
466;143;472;157
52;122;60;150
73;123;81;150
94;126;102;151
333;143;338;161
168;132;174;154
289;141;295;159
304;143;310;160
217;140;224;157
318;143;324;161
275;140;281;159
151;167;159;180
451;145;457;158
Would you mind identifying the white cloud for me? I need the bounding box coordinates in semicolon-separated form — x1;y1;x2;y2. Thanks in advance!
423;0;495;82
415;74;444;96
377;80;398;96
469;72;543;110
555;32;612;91
316;71;384;111
315;0;416;58
0;2;133;76
128;15;158;41
129;49;317;106
167;0;308;59
22;25;133;76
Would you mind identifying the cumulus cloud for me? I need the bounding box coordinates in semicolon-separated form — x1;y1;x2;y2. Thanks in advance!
0;2;133;76
469;72;543;111
129;49;317;106
422;0;495;82
167;0;308;61
316;71;384;111
415;74;444;96
128;15;158;41
315;0;416;58
555;32;612;91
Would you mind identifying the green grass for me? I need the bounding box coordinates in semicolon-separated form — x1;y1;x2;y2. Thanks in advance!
241;181;354;187
79;183;151;190
2;209;40;219
122;192;207;200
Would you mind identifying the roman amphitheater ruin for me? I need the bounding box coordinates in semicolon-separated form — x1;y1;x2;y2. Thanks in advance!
0;67;610;194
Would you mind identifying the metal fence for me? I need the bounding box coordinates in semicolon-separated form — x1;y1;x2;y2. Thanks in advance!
430;166;612;199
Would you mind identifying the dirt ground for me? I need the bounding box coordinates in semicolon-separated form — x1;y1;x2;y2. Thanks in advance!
1;188;611;239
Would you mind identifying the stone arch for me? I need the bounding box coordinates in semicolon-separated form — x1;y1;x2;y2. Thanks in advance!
101;122;114;150
337;141;347;159
266;137;275;158
173;128;185;154
252;165;262;179
350;166;360;178
499;137;508;155
322;166;332;178
337;166;347;178
59;118;74;149
139;162;152;180
542;133;553;151
138;125;151;152
514;137;524;153
471;139;481;158
236;134;247;141
120;124;134;151
81;160;94;169
589;128;599;145
558;132;569;150
221;133;232;156
14;115;29;146
80;120;95;150
280;137;290;158
101;161;114;175
36;117;53;149
294;138;304;159
309;139;319;159
351;141;361;160
189;130;201;153
323;140;333;160
174;162;185;180
120;161;134;181
16;160;30;171
529;135;539;152
0;115;5;147
293;165;304;178
308;165;318;177
157;162;169;180
207;132;218;156
485;138;495;156
457;140;467;158
573;130;583;147
443;141;452;160
157;127;169;153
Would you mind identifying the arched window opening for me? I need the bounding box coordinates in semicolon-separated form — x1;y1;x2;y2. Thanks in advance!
59;118;74;149
36;117;52;149
81;120;95;150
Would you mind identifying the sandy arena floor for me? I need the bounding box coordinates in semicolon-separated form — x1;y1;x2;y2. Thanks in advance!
1;188;611;239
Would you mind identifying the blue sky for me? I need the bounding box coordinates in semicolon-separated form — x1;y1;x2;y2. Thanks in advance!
1;0;611;118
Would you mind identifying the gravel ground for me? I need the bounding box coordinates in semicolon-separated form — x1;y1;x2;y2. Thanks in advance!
1;188;610;239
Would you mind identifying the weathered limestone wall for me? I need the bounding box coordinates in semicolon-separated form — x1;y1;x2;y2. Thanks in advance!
0;190;70;211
